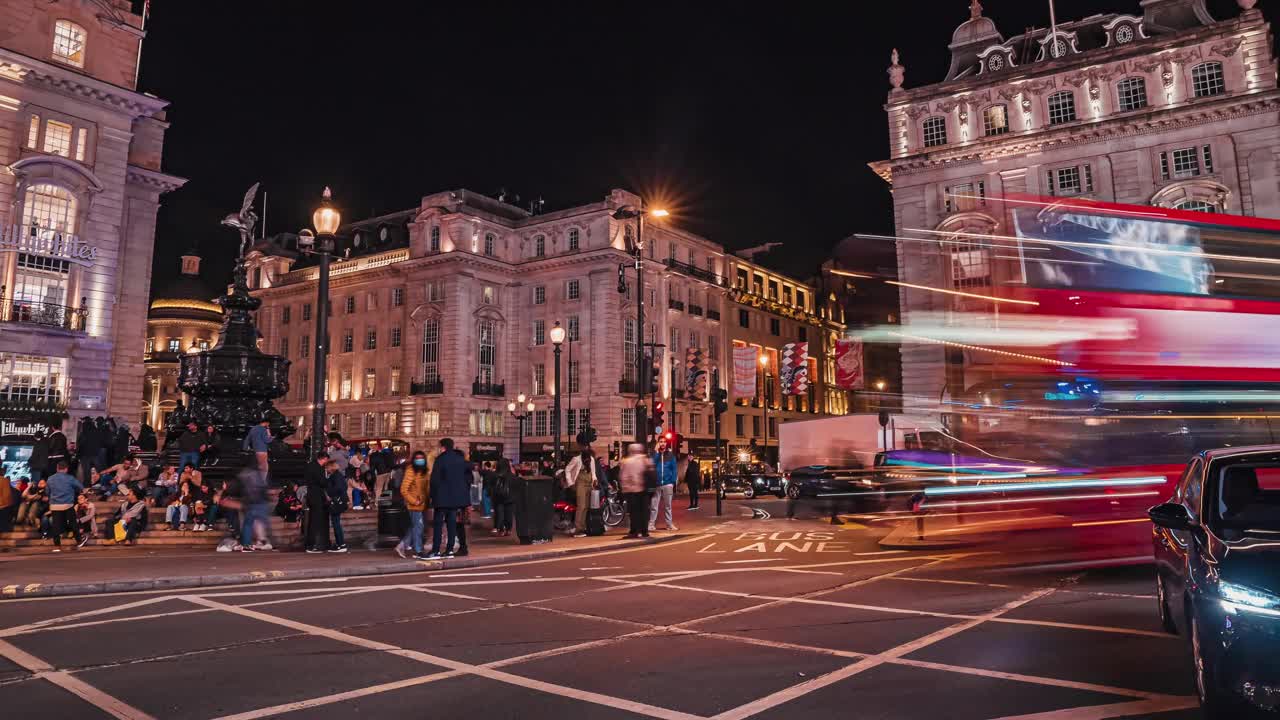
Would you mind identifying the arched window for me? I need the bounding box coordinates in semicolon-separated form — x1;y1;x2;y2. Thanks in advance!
484;232;496;257
22;184;77;233
567;228;580;251
982;105;1009;136
1116;76;1148;111
421;317;440;384
922;116;947;148
1175;200;1217;213
1047;91;1076;125
51;20;86;67
534;235;546;257
1191;62;1225;98
1150;179;1230;214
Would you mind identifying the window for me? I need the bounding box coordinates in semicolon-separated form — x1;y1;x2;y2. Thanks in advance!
770;318;781;336
390;326;402;347
301;335;310;358
534;410;548;436
342;331;354;353
567;228;580;251
484;232;496;256
282;306;291;325
340;369;352;400
364;368;376;397
534;286;545;305
297;370;308;402
146;337;155;354
689;330;700;352
736;268;749;289
0;353;67;403
422;410;441;433
365;328;377;351
568;360;580;394
27;115;39;149
383;411;398;433
469;410;504;437
280;338;288;357
427;280;444;302
388;366;401;396
690;414;701;433
624;318;637;384
567;315;580;342
1047;91;1076;124
482;286;495;305
1116;76;1147;111
430;226;441;253
366;292;377;312
922;116;947;147
533;363;546;395
478;319;497;385
768;280;779;300
796;289;806;310
392;288;404;307
949;239;992;290
621;408;636;436
534;319;546;346
735;414;745;437
198;339;209;351
753;416;761;437
708;335;719;361
534;235;546;257
982;104;1009;136
1175;200;1217;213
1191;62;1225;98
23;183;76;232
670;326;680;354
738;309;750;329
167;338;181;353
567;279;581;300
944;181;986;212
798;326;808;342
74;128;87;162
42;120;72;157
1047;164;1093;195
51;20;86;67
303;303;312;321
345;296;356;314
422;317;440;383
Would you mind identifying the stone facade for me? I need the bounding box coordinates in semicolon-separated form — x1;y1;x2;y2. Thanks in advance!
872;0;1279;418
246;189;847;461
0;0;183;432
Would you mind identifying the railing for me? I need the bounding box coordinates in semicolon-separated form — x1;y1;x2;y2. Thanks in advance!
411;379;444;395
663;258;723;286
0;294;87;332
472;380;505;397
707;309;721;321
668;299;685;312
688;304;704;317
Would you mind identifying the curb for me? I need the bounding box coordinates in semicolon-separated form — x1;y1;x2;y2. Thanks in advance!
0;535;685;600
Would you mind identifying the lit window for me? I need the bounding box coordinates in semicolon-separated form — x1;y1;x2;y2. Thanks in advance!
430;226;440;252
422;410;440;432
74;128;87;162
1175;200;1217;213
949;239;992;290
944;181;985;212
22;183;77;234
922;116;947;147
342;331;353;353
484;232;496;256
534;320;545;346
1191;62;1225;98
340;369;352;400
482;286;495;304
478;319;497;385
1047;91;1076;125
422;317;440;384
534;286;545;305
1116;77;1147;112
167;338;181;353
534;235;546;257
567;228;580;251
567;279;580;300
51;20;86;67
982;105;1008;136
390;367;401;396
43;120;72;157
364;369;376;397
27;115;39;149
533;364;546;395
146;338;154;354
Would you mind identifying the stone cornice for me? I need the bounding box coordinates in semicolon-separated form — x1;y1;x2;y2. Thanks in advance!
127;165;187;194
880;91;1280;181
0;48;169;118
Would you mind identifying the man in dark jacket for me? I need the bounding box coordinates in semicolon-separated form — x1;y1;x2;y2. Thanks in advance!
29;431;49;484
176;421;206;472
76;419;102;484
304;451;330;553
427;438;470;558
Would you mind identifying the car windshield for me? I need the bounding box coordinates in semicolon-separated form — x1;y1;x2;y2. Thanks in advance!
1209;460;1280;538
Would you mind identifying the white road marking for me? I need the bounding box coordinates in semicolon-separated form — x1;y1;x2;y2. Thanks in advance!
578;566;624;570
770;568;845;576
259;577;353;585
853;550;907;556
717;558;785;564
990;556;1153;574
0;638;156;720
406;587;487;601
0;594;175;638
212;671;466;720
426;571;509;578
984;696;1199;720
887;576;1014;588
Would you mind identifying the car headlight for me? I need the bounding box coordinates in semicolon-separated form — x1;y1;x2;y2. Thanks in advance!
1220;581;1280;617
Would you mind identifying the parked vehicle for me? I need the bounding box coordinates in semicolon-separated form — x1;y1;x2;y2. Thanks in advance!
718;463;786;499
1149;445;1280;718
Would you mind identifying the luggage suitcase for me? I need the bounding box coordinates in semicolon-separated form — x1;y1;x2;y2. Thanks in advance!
586;507;605;536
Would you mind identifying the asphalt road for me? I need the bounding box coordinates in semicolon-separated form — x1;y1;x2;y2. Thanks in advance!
0;511;1201;720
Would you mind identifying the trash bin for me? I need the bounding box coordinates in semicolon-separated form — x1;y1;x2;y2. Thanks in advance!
511;475;555;545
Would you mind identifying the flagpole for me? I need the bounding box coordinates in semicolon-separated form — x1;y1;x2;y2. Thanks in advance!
1048;0;1060;57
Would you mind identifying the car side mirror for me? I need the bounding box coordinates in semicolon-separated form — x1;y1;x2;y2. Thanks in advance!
1149;502;1197;531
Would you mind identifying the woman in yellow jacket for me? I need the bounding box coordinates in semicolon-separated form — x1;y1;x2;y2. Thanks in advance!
397;450;431;559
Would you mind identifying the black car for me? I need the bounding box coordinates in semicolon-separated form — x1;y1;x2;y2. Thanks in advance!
1149;445;1280;718
783;466;892;511
719;463;786;499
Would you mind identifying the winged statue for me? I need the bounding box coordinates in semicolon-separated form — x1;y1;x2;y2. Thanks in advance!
222;182;261;258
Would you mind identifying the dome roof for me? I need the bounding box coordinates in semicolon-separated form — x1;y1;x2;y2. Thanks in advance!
951;16;1000;47
148;254;224;321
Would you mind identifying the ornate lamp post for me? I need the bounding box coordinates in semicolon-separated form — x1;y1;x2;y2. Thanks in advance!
297;188;341;458
611;203;667;445
550;321;566;470
507;393;535;465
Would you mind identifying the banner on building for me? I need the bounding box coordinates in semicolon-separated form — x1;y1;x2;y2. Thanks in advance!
781;342;809;396
732;346;757;397
685;347;708;399
835;338;864;390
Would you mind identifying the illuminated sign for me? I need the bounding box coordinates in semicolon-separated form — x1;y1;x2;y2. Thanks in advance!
0;225;99;267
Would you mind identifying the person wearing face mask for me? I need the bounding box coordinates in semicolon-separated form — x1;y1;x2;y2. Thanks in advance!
396;451;431;559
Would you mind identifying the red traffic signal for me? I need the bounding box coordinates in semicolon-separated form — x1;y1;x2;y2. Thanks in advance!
664;431;674;442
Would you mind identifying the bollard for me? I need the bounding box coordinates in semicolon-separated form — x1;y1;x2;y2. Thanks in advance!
916;514;926;541
715;478;723;517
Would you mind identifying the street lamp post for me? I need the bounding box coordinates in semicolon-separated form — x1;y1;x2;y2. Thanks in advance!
550;321;566;470
612;204;667;446
760;354;771;468
300;187;341;459
507;394;534;465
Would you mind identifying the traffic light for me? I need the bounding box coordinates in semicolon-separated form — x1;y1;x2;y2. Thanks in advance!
652;401;665;435
649;362;661;394
713;386;729;416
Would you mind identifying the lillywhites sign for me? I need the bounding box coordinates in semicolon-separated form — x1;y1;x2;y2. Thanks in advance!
1;420;43;437
0;225;99;267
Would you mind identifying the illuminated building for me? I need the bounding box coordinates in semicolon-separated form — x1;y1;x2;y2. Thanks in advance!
871;0;1278;417
245;189;848;461
0;0;183;435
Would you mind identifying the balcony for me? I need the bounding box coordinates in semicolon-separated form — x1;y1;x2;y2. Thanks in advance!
0;296;87;333
706;309;721;322
663;258;723;286
410;379;444;395
667;299;685;312
688;304;704;317
472;379;505;397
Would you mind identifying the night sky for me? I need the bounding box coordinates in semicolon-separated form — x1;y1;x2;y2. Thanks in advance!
138;0;1273;290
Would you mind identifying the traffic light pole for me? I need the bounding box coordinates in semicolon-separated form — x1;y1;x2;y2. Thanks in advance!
712;367;726;517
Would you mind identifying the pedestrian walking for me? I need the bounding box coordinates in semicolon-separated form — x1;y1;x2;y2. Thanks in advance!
489;458;515;536
396;450;430;559
45;461;83;551
564;442;600;538
685;455;701;510
237;459;273;552
620;443;654;539
648;438;679;532
304;451;331;553
324;458;349;552
426;438;469;558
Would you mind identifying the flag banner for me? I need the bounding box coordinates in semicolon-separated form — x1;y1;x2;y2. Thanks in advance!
732;346;757;397
782;342;809;395
835;338;864;390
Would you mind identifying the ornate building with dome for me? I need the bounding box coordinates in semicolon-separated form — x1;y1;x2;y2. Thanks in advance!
142;250;223;437
871;0;1278;417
